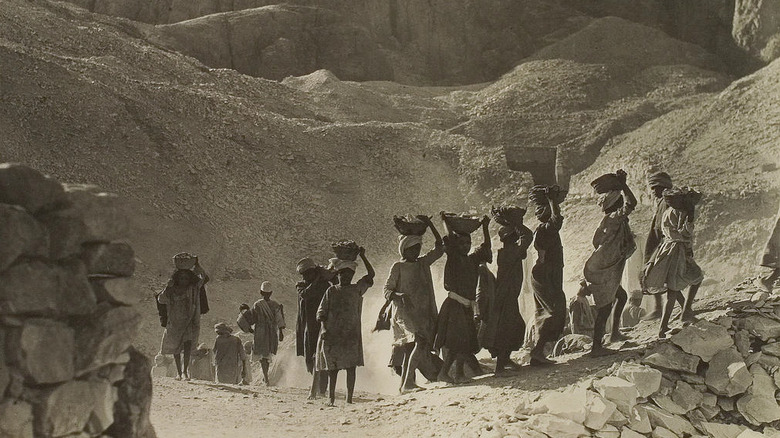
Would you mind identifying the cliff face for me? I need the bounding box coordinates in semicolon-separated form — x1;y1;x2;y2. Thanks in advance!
733;0;780;63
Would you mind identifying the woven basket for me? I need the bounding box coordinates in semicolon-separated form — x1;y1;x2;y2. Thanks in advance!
590;173;622;194
332;240;360;261
491;206;526;227
393;215;428;236
173;253;197;270
442;213;482;235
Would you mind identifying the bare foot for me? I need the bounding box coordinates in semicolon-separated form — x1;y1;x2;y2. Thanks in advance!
658;328;669;339
436;371;454;384
643;310;661;321
347;399;353;404
529;355;555;366
454;376;473;384
326;401;336;407
589;346;618;358
307;394;317;400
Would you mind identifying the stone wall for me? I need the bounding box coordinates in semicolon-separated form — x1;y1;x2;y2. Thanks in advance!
0;164;154;438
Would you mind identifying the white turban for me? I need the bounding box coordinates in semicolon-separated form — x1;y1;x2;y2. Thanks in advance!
398;235;423;256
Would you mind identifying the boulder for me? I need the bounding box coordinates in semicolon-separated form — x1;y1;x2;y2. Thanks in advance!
75;304;141;373
643;405;697;436
594;376;639;414
736;364;780;425
736;430;768;438
81;242;135;277
36;208;87;260
0;261;96;316
63;185;129;242
535;385;589;423
733;0;780;63
36;380;116;437
0;164;67;213
7;318;75;384
671;320;734;362
650;395;687;415
621;429;646;438
585;391;618;430
651;426;678;438
608;406;628;428
526;414;590;438
627;405;652;434
718;397;736;412
90;277;144;306
671;381;704;412
595;424;620;438
701;422;748;438
705;347;753;397
616;362;663;398
738;315;780;341
0;399;34;438
0;204;48;271
761;342;780;357
643;343;700;374
764;427;780;437
105;347;156;438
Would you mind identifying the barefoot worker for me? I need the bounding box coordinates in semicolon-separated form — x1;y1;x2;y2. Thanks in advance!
213;323;248;385
643;171;673;320
242;281;286;385
642;187;704;338
435;212;492;383
295;258;334;399
759;205;780;293
583;170;637;357
480;207;533;374
528;185;566;365
316;245;375;406
568;280;596;337
384;215;444;393
157;254;208;380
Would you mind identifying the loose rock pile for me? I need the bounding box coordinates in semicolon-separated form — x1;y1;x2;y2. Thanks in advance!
480;282;780;437
0;164;154;437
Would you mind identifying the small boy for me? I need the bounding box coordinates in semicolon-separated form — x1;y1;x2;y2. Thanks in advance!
621;290;646;329
213;323;248;385
568;280;595;337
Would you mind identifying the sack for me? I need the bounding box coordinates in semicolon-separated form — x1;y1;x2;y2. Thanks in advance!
155;292;168;327
372;299;392;332
393;215;428;236
199;285;209;315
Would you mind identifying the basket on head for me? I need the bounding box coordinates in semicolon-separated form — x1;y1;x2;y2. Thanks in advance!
491;205;526;227
663;187;702;211
393;215;428;236
442;213;482;235
331;240;360;261
173;252;197;270
590;173;622;194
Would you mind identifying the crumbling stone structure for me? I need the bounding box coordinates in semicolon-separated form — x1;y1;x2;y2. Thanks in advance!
0;164;154;437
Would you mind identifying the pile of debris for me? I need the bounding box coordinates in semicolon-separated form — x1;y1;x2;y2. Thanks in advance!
481;282;780;437
0;164;153;437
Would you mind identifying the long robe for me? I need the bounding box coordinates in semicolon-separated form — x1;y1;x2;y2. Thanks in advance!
642;208;704;293
480;227;533;356
476;263;496;348
762;207;780;269
213;333;247;384
296;269;332;372
531;213;566;344
384;245;444;346
584;205;636;308
157;278;203;354
644;197;668;263
315;276;373;371
250;299;285;360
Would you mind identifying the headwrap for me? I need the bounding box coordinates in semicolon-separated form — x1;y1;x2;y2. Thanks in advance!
214;322;233;335
398;234;423;256
597;190;623;212
498;225;518;242
328;258;358;272
534;204;550;218
296;257;317;274
647;171;673;190
260;281;272;293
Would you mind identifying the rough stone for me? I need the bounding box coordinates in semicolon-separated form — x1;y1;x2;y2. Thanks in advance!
90;277;144;306
526;413;589;438
671;320;734;362
758;352;780;369
621;429;646;438
736;364;780;425
643;343;700;374
7;318;75;384
36;208;87;260
585;391;618;430
685;408;708;433
535;385;588;423
0;399;34;438
738;315;780;341
671;381;704;412
705;347;753;397
626;405;652;434
0;164;68;214
736;430;767;438
733;0;780;63
764;427;780;438
734;330;752;357
616;362;663;398
81;242;135;277
36;380;116;437
701;422;748;438
595;424;620;438
75;304;141;374
0;204;48;271
608;406;628;428
0;261;96;316
651;395;687;415
105;347;156;438
643;405;697;436
651;426;678;438
64;184;129;242
762;342;780;358
594;376;639;414
718;396;736;412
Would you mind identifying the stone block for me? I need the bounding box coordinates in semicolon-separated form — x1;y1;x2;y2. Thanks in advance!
705;347;753;397
621;429;645;438
626;405;652;434
586;391;618;430
7;318;75;384
64;184;129;242
671;381;704;412
616;362;663;398
643;405;697;436
738;315;780;341
36;380;116;437
0;399;34;438
535;386;588;424
0;164;68;214
90;277;144;306
736;364;780;426
81;242;135;277
650;395;687;415
526;414;589;438
671;320;734;362
643;343;700;374
0;261;96;316
652;426;678;438
75;304;141;374
36;208;87;260
608;406;628;428
718;396;736;412
701;422;748;438
0;204;48;271
594;376;639;414
595;424;620;438
763;342;780;358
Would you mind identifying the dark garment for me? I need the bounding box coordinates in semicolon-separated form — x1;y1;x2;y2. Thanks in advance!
762;207;780;269
213;333;246;384
531;214;566;345
434;237;491;354
476;264;496;348
480;227;532;356
644;198;667;263
296;269;332;373
315;276;373;371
